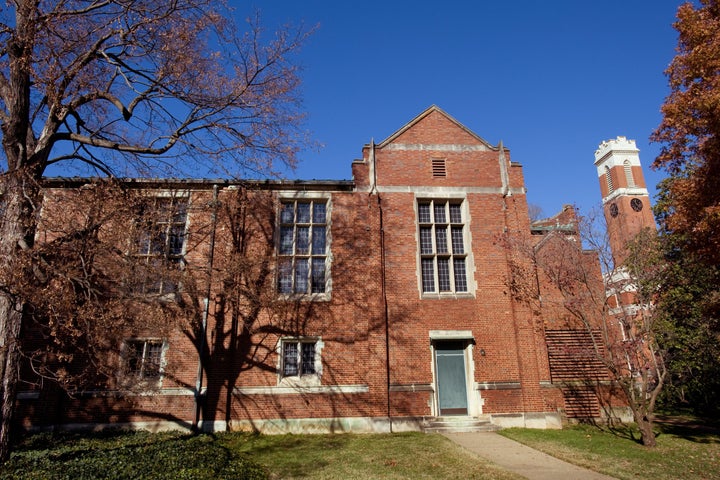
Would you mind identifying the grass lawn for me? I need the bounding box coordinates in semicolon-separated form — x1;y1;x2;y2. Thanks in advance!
500;417;720;480
2;417;718;479
0;430;521;480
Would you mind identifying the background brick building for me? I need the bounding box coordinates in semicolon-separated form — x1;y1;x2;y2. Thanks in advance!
16;106;633;433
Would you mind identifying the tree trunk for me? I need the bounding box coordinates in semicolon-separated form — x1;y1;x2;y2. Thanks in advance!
635;413;657;447
0;302;23;461
0;171;41;461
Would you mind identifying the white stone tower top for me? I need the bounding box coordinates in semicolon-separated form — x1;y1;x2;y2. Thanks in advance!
594;136;641;174
594;135;649;202
594;135;655;263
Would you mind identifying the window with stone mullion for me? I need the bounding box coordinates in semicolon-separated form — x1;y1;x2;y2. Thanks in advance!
278;200;328;295
134;196;188;295
125;339;163;380
282;340;317;377
418;199;468;294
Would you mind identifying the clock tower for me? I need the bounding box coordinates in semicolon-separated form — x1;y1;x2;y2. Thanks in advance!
594;136;656;264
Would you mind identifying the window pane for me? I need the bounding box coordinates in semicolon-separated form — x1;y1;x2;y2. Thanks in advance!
418;203;431;223
451;226;464;254
280;203;294;223
127;342;142;374
312;226;326;254
160;277;177;295
145;259;164;294
156;198;173;216
126;340;163;379
144;342;163;378
301;343;316;374
294;259;309;293
278;259;292;293
168;225;185;256
438;258;451;292
296;226;310;254
454;258;468;292
436;227;448;254
419;227;433;254
297;203;311;223
417;200;468;295
449;204;462;223
312;202;326;223
434;202;446;223
279;226;294;255
136;230;152;255
132;197;188;297
311;258;326;293
283;342;298;376
173;201;188;223
421;258;435;293
278;199;330;296
151;231;165;255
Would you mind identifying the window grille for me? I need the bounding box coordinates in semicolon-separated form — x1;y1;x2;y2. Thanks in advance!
417;200;468;294
282;340;317;377
124;339;163;381
133;196;188;295
278;200;328;294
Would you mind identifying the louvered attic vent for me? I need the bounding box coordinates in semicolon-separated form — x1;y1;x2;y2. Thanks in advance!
432;159;446;177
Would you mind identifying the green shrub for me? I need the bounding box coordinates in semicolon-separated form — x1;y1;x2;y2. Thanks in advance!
2;431;267;480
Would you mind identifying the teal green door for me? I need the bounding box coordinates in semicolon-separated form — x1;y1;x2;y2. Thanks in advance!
435;341;468;416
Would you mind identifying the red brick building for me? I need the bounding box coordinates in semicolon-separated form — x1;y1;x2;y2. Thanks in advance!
16;106;633;433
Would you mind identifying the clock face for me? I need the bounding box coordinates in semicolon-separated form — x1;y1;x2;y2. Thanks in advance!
631;198;643;212
609;203;619;218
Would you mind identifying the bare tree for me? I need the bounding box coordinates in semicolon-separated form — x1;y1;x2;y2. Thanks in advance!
527;203;544;223
504;210;666;446
0;0;311;460
16;181;185;390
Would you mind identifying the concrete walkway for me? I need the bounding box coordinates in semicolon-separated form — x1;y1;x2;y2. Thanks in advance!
443;432;617;480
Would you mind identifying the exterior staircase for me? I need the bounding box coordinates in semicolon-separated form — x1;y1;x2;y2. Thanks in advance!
421;415;500;433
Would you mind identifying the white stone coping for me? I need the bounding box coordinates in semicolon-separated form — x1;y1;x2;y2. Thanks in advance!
234;384;369;395
429;330;474;340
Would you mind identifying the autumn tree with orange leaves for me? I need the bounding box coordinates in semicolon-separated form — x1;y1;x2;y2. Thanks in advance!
650;0;720;417
652;0;720;257
0;0;311;460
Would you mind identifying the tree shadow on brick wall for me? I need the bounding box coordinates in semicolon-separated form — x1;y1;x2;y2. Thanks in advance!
15;182;398;434
13;180;197;430
180;188;389;432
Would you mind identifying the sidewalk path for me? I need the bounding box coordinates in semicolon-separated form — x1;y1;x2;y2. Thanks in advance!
443;432;618;480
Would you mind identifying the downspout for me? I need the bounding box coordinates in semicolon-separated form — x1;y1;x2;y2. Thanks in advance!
194;184;219;432
369;140;392;432
379;196;392;432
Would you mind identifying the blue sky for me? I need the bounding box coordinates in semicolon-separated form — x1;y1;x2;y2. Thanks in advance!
248;0;683;218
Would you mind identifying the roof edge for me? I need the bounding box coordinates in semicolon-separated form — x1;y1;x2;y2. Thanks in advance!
41;177;356;192
374;105;499;150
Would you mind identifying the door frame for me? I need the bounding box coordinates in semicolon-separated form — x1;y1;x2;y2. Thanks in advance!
429;330;477;417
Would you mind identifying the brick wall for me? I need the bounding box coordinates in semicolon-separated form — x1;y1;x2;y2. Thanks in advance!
16;107;616;431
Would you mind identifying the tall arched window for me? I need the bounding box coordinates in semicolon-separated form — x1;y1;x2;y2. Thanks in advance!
624;160;635;187
605;166;614;193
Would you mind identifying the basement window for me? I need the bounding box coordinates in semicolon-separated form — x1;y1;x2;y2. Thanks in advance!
122;338;166;387
278;337;323;386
